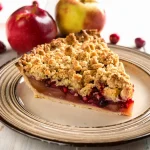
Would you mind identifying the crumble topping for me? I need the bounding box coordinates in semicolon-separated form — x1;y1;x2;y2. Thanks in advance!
17;30;134;102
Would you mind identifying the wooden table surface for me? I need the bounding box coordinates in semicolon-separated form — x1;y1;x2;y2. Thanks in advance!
0;0;150;149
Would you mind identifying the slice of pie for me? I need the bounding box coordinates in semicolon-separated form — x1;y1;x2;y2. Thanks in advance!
16;30;134;116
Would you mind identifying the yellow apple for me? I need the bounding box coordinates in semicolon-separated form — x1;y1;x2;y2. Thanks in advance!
55;0;106;35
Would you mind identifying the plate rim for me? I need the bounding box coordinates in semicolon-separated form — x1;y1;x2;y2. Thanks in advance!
0;45;150;145
1;116;150;147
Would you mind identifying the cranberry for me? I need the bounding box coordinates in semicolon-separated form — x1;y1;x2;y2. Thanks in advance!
135;38;146;48
109;33;120;44
125;99;134;108
120;99;134;109
98;98;108;107
0;3;3;11
0;41;6;54
62;87;68;93
82;96;88;102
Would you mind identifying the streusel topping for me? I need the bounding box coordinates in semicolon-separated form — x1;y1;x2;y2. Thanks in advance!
17;30;133;101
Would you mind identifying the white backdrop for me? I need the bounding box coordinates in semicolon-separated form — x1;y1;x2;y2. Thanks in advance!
0;0;150;51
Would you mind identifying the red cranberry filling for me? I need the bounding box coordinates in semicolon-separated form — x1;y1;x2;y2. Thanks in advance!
44;79;133;110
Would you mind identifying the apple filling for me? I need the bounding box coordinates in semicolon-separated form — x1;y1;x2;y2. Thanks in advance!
28;77;134;116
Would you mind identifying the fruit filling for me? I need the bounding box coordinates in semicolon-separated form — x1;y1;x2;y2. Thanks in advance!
28;77;134;115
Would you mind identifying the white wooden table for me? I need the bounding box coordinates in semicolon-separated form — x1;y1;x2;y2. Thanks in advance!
0;0;150;149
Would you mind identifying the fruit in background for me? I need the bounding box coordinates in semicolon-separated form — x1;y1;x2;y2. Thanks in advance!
0;41;6;54
135;38;146;48
55;0;106;36
6;2;57;54
109;33;120;44
0;3;3;11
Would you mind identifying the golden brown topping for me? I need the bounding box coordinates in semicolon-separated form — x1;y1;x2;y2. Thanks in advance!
17;30;133;100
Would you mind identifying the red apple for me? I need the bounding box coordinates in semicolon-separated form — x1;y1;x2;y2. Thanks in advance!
55;0;106;36
6;2;57;54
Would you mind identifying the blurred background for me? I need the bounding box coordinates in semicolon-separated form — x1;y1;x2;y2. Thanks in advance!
0;0;150;52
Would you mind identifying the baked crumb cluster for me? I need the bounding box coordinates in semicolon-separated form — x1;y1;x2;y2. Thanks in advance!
17;30;133;102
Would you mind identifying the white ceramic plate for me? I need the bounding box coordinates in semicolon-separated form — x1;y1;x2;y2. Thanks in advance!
0;45;150;145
